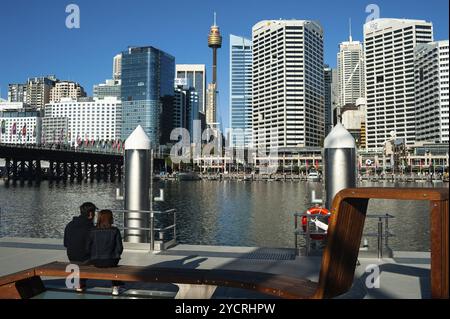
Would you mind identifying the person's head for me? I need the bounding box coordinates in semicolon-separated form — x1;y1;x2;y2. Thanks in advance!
80;202;97;220
96;210;114;229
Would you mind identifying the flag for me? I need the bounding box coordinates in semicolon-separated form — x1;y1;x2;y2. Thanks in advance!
11;122;17;135
315;160;319;169
1;120;5;134
33;124;37;138
22;124;27;137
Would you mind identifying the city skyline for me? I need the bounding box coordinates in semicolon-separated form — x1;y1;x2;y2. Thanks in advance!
0;0;448;129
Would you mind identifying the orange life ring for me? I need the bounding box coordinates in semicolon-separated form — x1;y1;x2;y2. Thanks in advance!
301;207;331;240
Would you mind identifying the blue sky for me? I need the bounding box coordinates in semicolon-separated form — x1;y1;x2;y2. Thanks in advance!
0;0;448;129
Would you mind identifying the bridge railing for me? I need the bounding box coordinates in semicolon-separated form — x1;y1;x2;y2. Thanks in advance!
0;143;124;155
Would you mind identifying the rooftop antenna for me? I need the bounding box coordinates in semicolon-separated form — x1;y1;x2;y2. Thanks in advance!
349;18;353;42
213;12;217;26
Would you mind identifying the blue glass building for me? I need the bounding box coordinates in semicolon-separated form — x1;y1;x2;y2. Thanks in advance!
121;46;175;146
229;35;253;147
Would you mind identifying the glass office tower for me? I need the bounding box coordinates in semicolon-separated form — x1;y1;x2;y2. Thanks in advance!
229;34;253;147
121;46;175;146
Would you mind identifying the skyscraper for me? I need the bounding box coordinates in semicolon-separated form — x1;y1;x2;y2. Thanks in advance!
120;46;175;146
206;13;222;126
364;18;433;148
230;34;253;147
324;65;334;136
337;36;365;107
252;20;325;149
415;40;449;143
175;64;206;113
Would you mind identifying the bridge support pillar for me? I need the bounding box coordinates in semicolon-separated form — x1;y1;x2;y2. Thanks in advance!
36;160;42;184
90;162;95;182
27;160;33;185
49;161;54;182
77;162;83;183
20;161;25;184
69;162;75;182
62;162;68;182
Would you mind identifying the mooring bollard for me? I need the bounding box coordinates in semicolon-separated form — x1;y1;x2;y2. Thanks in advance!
323;123;357;209
124;125;151;243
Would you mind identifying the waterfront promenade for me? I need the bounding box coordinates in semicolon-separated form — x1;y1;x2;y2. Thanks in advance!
0;237;432;299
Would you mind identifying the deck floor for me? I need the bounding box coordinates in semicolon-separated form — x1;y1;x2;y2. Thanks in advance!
0;237;431;299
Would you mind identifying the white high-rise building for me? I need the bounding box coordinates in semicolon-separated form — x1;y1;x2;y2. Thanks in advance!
337;38;365;107
415;40;449;143
44;97;121;146
252;20;324;149
364;18;433;149
50;81;86;102
0;108;42;145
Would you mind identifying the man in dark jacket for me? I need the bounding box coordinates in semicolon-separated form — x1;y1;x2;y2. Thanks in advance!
63;202;97;292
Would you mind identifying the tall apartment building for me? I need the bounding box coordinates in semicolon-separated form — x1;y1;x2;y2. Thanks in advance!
175;64;206;113
121;46;175;146
337;38;365;107
364;18;433;149
173;86;199;137
8;84;27;102
324;65;333;135
44;97;121;145
93;79;121;99
252;20;325;149
26;76;58;108
415;40;449;143
50;81;86;102
229;34;253;147
113;54;122;80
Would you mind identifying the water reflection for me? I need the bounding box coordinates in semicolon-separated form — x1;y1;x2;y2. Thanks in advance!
0;179;446;251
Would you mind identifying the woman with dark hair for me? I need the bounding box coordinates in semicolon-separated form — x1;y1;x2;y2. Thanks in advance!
87;210;124;296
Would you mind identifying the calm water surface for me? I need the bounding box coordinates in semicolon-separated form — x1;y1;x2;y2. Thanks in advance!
0;179;447;251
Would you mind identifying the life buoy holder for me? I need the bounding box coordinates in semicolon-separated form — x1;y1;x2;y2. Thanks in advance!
301;207;331;240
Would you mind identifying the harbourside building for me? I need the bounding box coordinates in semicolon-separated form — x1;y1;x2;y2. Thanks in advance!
120;46;175;146
0;108;42;145
43;97;121;146
230;34;253;148
252;20;325;149
364;18;434;149
414;40;449;144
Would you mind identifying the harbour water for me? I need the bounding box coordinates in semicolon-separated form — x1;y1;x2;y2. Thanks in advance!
0;180;447;251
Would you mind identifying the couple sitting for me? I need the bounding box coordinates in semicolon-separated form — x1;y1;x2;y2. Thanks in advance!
63;202;123;296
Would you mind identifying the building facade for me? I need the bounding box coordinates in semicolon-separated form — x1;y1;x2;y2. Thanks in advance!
93;79;122;99
113;53;122;80
120;46;175;146
26;76;58;108
175;64;206;113
8;84;27;103
324;65;333;135
49;81;86;102
0;108;42;145
415;40;449;143
364;18;433;149
230;34;253;147
44;97;121;146
252;20;325;149
337;38;365;107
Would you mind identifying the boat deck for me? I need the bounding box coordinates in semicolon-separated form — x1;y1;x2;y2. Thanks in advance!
0;237;431;299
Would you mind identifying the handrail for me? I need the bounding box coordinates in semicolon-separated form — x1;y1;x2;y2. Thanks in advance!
106;209;177;251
